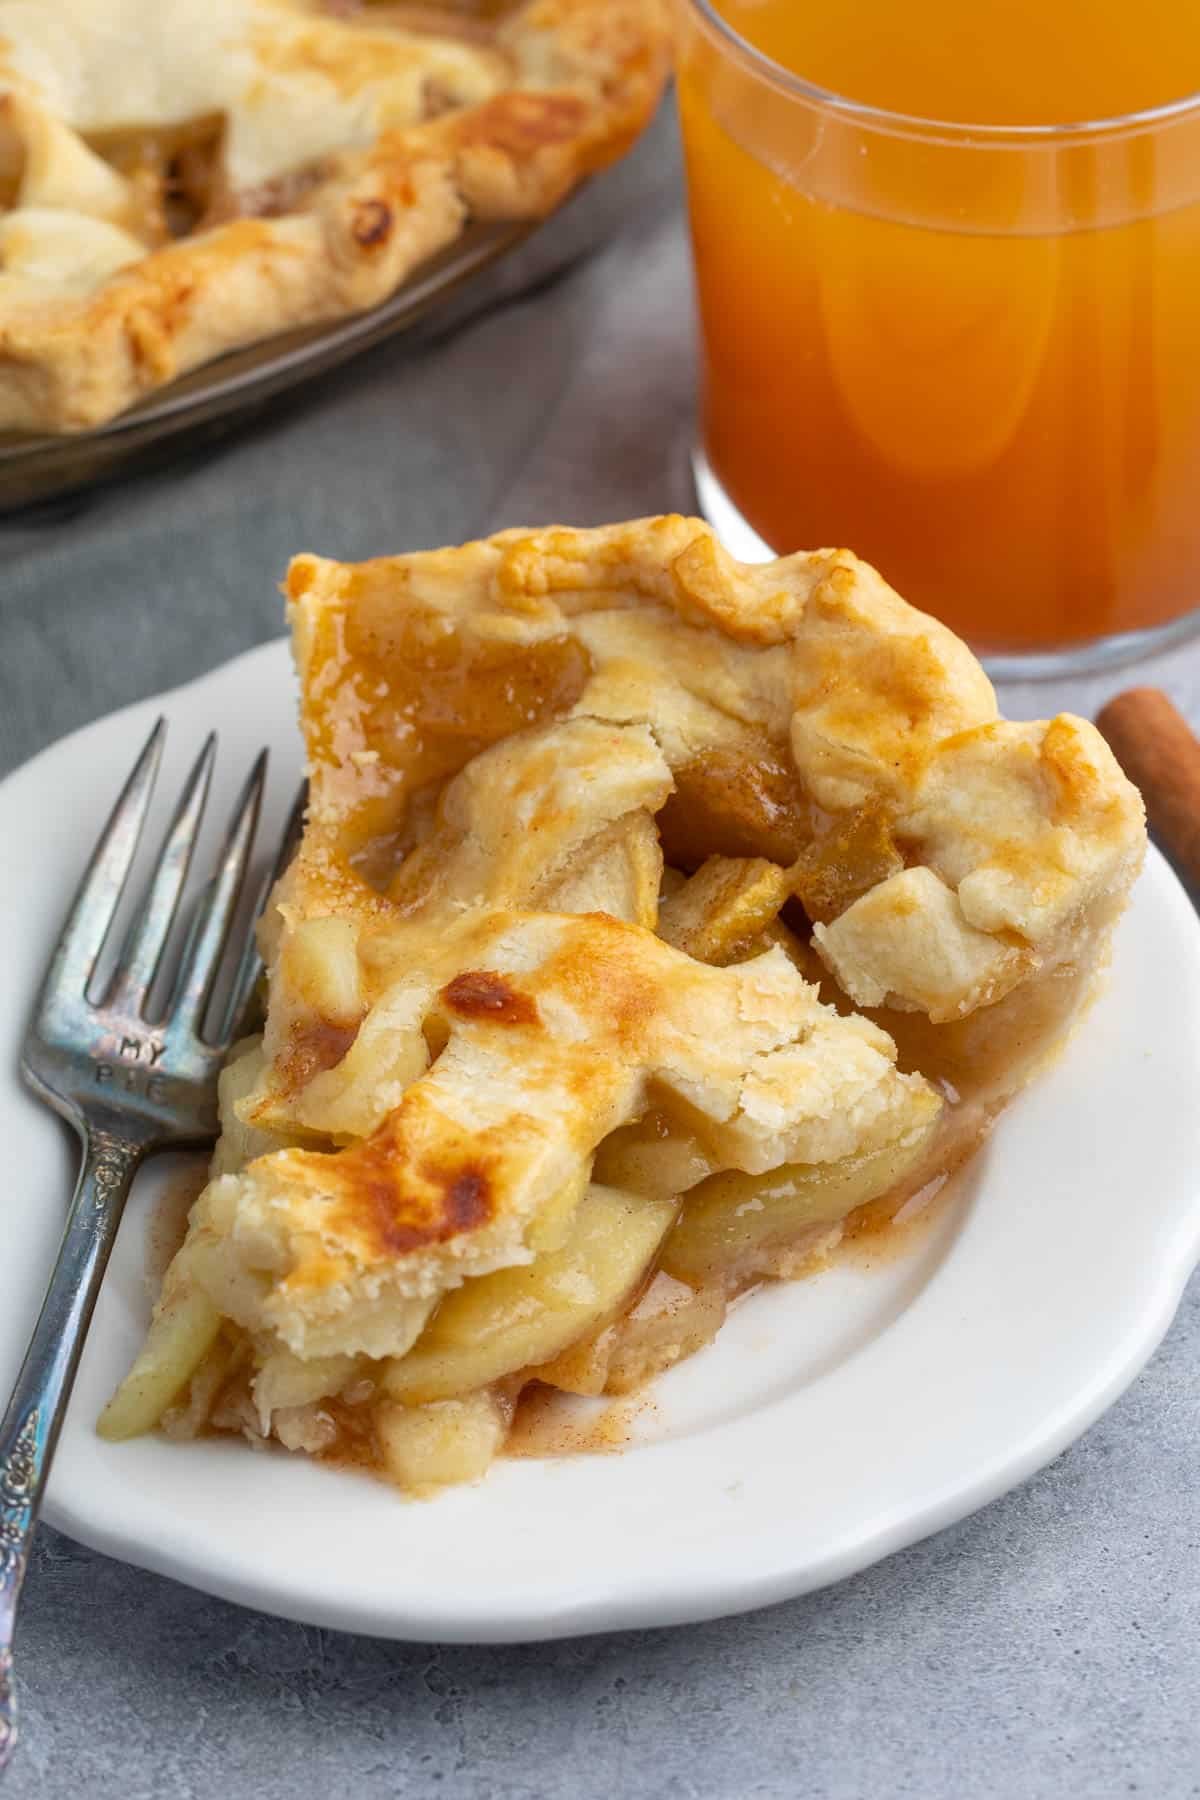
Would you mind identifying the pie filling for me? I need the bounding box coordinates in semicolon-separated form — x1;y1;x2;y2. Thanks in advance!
0;1;512;249
99;518;1146;1496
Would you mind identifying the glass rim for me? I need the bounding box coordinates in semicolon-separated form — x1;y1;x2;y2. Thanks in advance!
684;0;1200;143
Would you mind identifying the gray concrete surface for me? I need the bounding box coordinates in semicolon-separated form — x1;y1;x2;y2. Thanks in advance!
6;1284;1199;1800
2;103;1198;1800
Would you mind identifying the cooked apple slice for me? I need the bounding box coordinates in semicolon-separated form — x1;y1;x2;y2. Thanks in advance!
524;1162;592;1254
98;1269;222;1441
660;1113;941;1289
658;855;791;964
211;1036;311;1178
592;1113;714;1201
602;1273;727;1394
383;1185;677;1404
536;1270;728;1397
529;1327;614;1397
790;799;903;926
377;1389;513;1496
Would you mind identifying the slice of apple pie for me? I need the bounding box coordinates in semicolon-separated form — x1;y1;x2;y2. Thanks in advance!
100;517;1146;1494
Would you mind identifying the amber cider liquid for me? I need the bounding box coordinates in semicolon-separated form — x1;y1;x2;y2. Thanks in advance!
679;0;1200;652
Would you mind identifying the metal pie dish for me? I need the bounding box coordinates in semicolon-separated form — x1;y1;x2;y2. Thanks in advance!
0;221;531;512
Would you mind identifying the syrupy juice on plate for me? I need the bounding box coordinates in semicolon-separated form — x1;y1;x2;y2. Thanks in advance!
678;0;1200;655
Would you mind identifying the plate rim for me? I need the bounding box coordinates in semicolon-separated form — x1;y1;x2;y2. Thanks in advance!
44;1204;1200;1642
3;645;1200;1643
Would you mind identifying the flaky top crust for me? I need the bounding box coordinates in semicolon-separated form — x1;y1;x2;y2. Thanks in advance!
286;516;1145;1017
170;517;1143;1360
0;0;672;432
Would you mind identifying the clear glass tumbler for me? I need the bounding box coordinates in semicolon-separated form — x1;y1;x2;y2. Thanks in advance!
677;0;1200;673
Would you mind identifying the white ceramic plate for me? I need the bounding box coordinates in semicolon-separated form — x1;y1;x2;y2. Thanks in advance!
3;643;1200;1642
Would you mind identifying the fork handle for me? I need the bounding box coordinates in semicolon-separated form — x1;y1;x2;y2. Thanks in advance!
0;1128;142;1770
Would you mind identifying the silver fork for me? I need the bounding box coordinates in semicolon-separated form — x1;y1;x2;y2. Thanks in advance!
0;720;296;1774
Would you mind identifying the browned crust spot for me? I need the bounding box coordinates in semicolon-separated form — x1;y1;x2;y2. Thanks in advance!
329;1124;496;1257
351;197;393;247
277;1017;361;1094
374;1160;493;1252
441;969;539;1025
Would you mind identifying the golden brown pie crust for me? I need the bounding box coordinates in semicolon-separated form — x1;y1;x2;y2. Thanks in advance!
97;518;1147;1490
0;0;672;432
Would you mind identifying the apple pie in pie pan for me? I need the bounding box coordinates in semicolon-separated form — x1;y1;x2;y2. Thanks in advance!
100;516;1146;1496
0;0;672;436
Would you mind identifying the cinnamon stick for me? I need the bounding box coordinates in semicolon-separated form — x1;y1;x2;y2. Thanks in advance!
1095;687;1200;888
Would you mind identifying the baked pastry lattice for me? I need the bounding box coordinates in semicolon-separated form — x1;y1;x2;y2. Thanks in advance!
100;517;1146;1493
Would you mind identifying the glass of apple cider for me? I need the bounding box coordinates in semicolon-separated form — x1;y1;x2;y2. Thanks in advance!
677;0;1200;671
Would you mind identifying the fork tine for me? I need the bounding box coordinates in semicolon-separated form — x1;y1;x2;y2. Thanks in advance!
212;780;308;1049
37;718;166;1008
107;733;216;1015
168;749;268;1033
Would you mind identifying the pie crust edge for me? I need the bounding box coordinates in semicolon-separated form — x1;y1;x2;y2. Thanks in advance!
95;515;1149;1489
0;0;673;433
